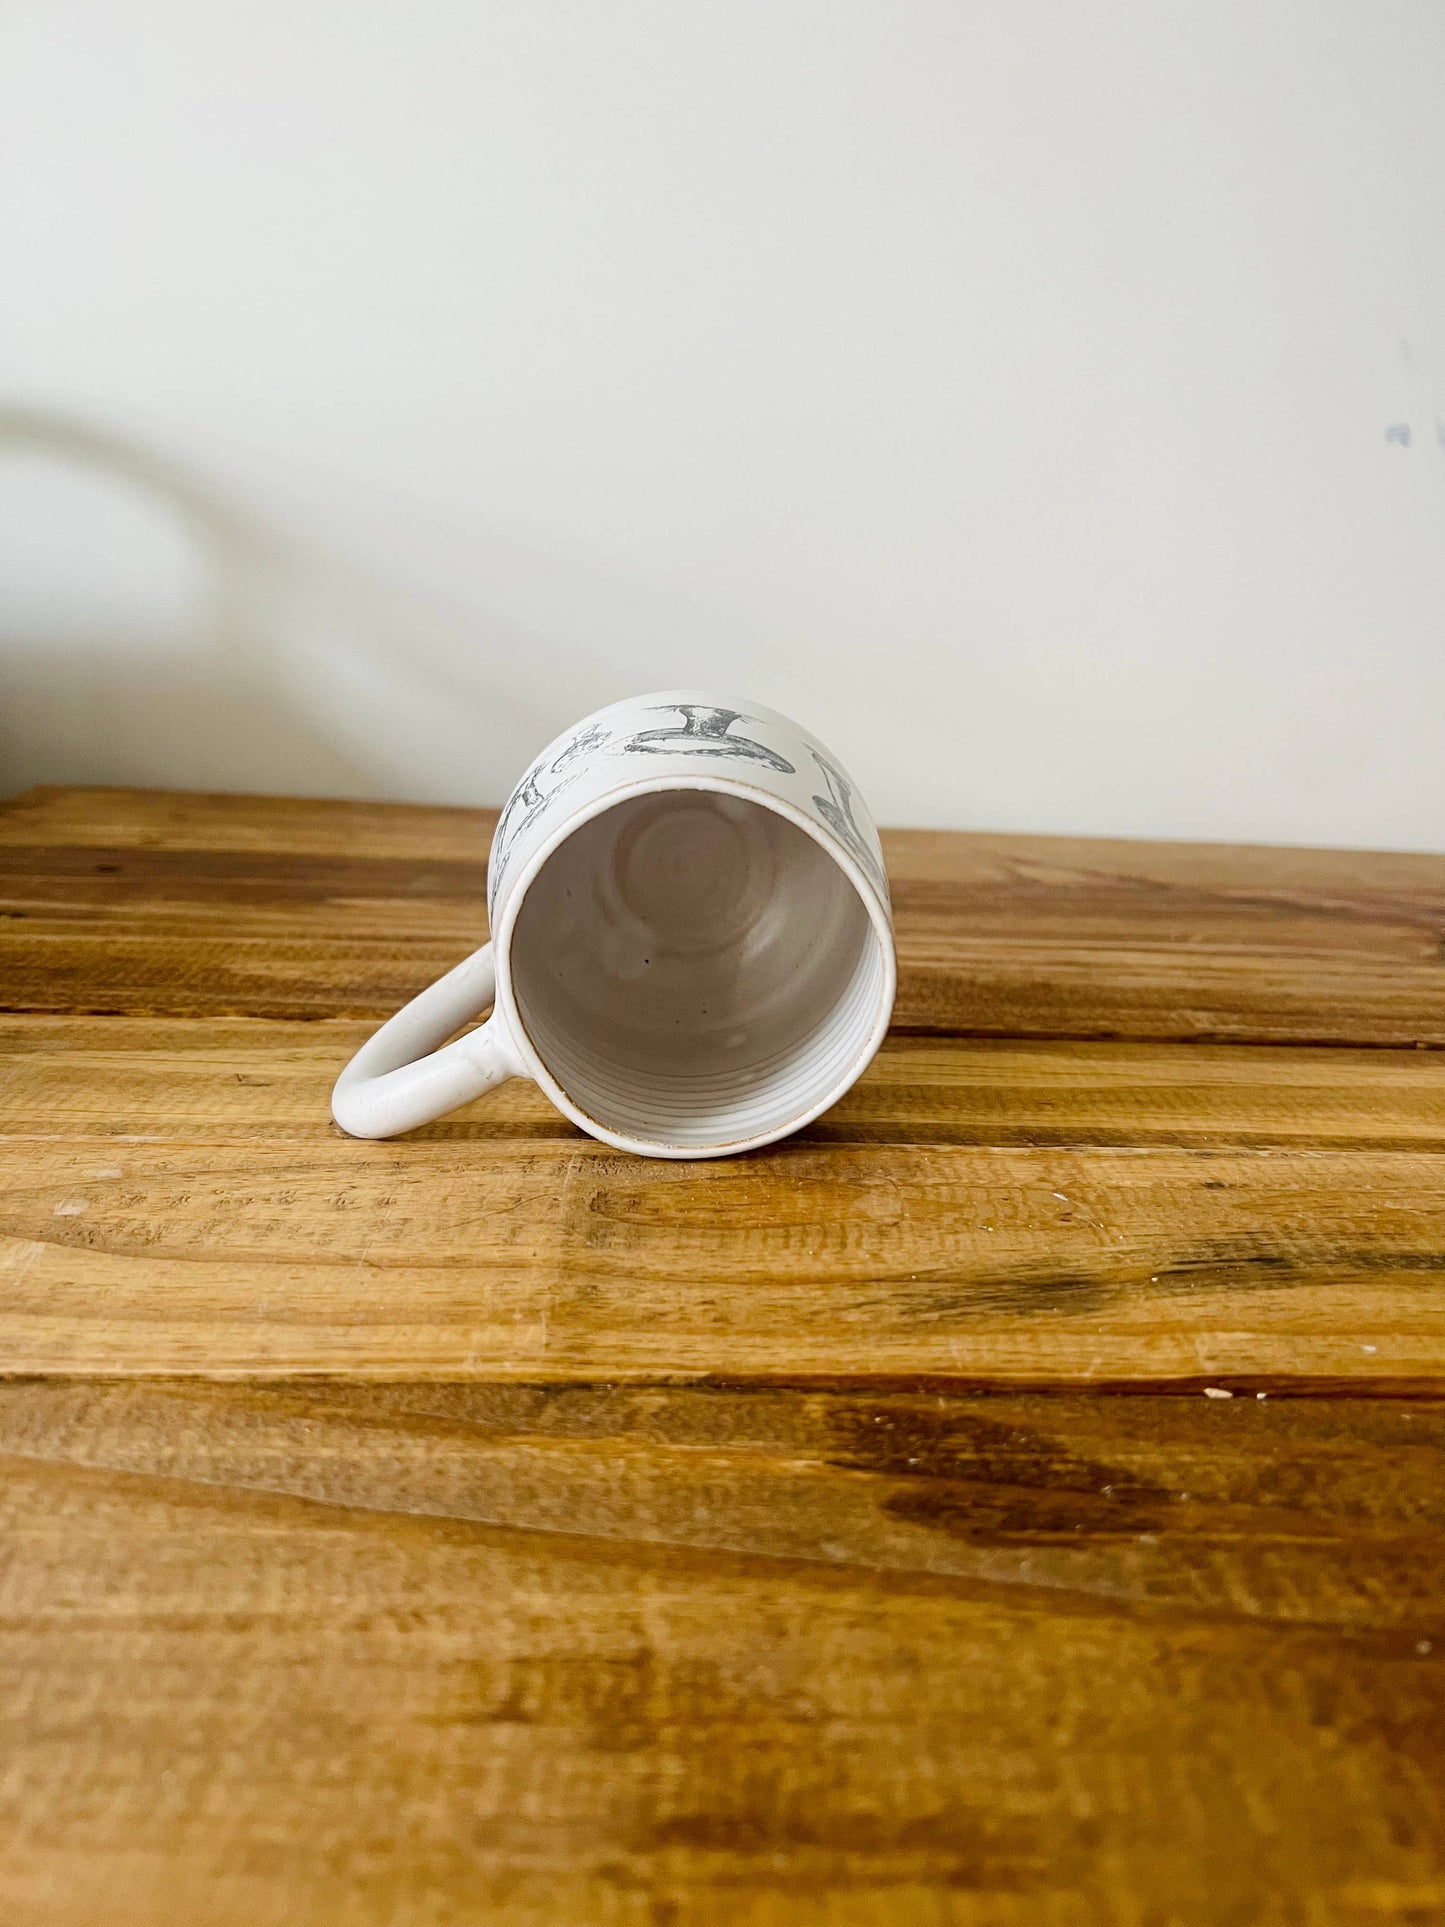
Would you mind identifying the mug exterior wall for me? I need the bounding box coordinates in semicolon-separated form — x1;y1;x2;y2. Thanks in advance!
487;690;890;928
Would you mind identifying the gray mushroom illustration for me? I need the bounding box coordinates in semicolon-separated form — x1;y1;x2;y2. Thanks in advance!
810;749;887;894
621;705;795;774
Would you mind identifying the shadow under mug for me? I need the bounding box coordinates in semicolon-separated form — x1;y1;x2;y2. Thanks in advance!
332;691;896;1158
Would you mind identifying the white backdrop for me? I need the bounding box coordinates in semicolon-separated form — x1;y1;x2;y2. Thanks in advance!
1;0;1442;847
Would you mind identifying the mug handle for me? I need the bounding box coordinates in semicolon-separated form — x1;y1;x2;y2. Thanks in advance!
330;943;523;1138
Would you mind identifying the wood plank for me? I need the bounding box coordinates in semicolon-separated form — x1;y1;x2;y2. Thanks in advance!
5;1018;1441;1384
889;826;1445;1044
2;1128;1443;1382
6;1377;1445;1628
0;783;492;859
4;788;1444;1041
5;1017;1443;1150
0;1379;1441;1925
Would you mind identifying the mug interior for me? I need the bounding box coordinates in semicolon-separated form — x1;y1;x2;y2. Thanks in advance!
508;787;889;1152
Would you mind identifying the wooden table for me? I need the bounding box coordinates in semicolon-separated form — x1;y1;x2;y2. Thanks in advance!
2;784;1443;1925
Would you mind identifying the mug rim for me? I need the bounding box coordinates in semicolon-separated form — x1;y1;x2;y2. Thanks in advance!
491;770;896;1158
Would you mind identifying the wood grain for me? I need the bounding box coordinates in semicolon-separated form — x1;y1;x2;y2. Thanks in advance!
4;1127;1445;1384
3;783;1444;1923
4;785;1444;1041
5;1017;1444;1150
2;1011;1444;1384
1;1379;1443;1925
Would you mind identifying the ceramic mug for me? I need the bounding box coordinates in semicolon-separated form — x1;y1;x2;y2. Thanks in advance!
331;690;895;1158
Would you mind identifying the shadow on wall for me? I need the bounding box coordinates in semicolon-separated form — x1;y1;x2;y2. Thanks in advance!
0;406;597;803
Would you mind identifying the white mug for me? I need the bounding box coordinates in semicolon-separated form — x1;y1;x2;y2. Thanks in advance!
332;690;895;1158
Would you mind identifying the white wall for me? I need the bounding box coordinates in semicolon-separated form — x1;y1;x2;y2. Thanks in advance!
1;0;1442;846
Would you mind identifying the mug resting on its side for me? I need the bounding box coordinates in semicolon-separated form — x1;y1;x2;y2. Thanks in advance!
331;691;896;1158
